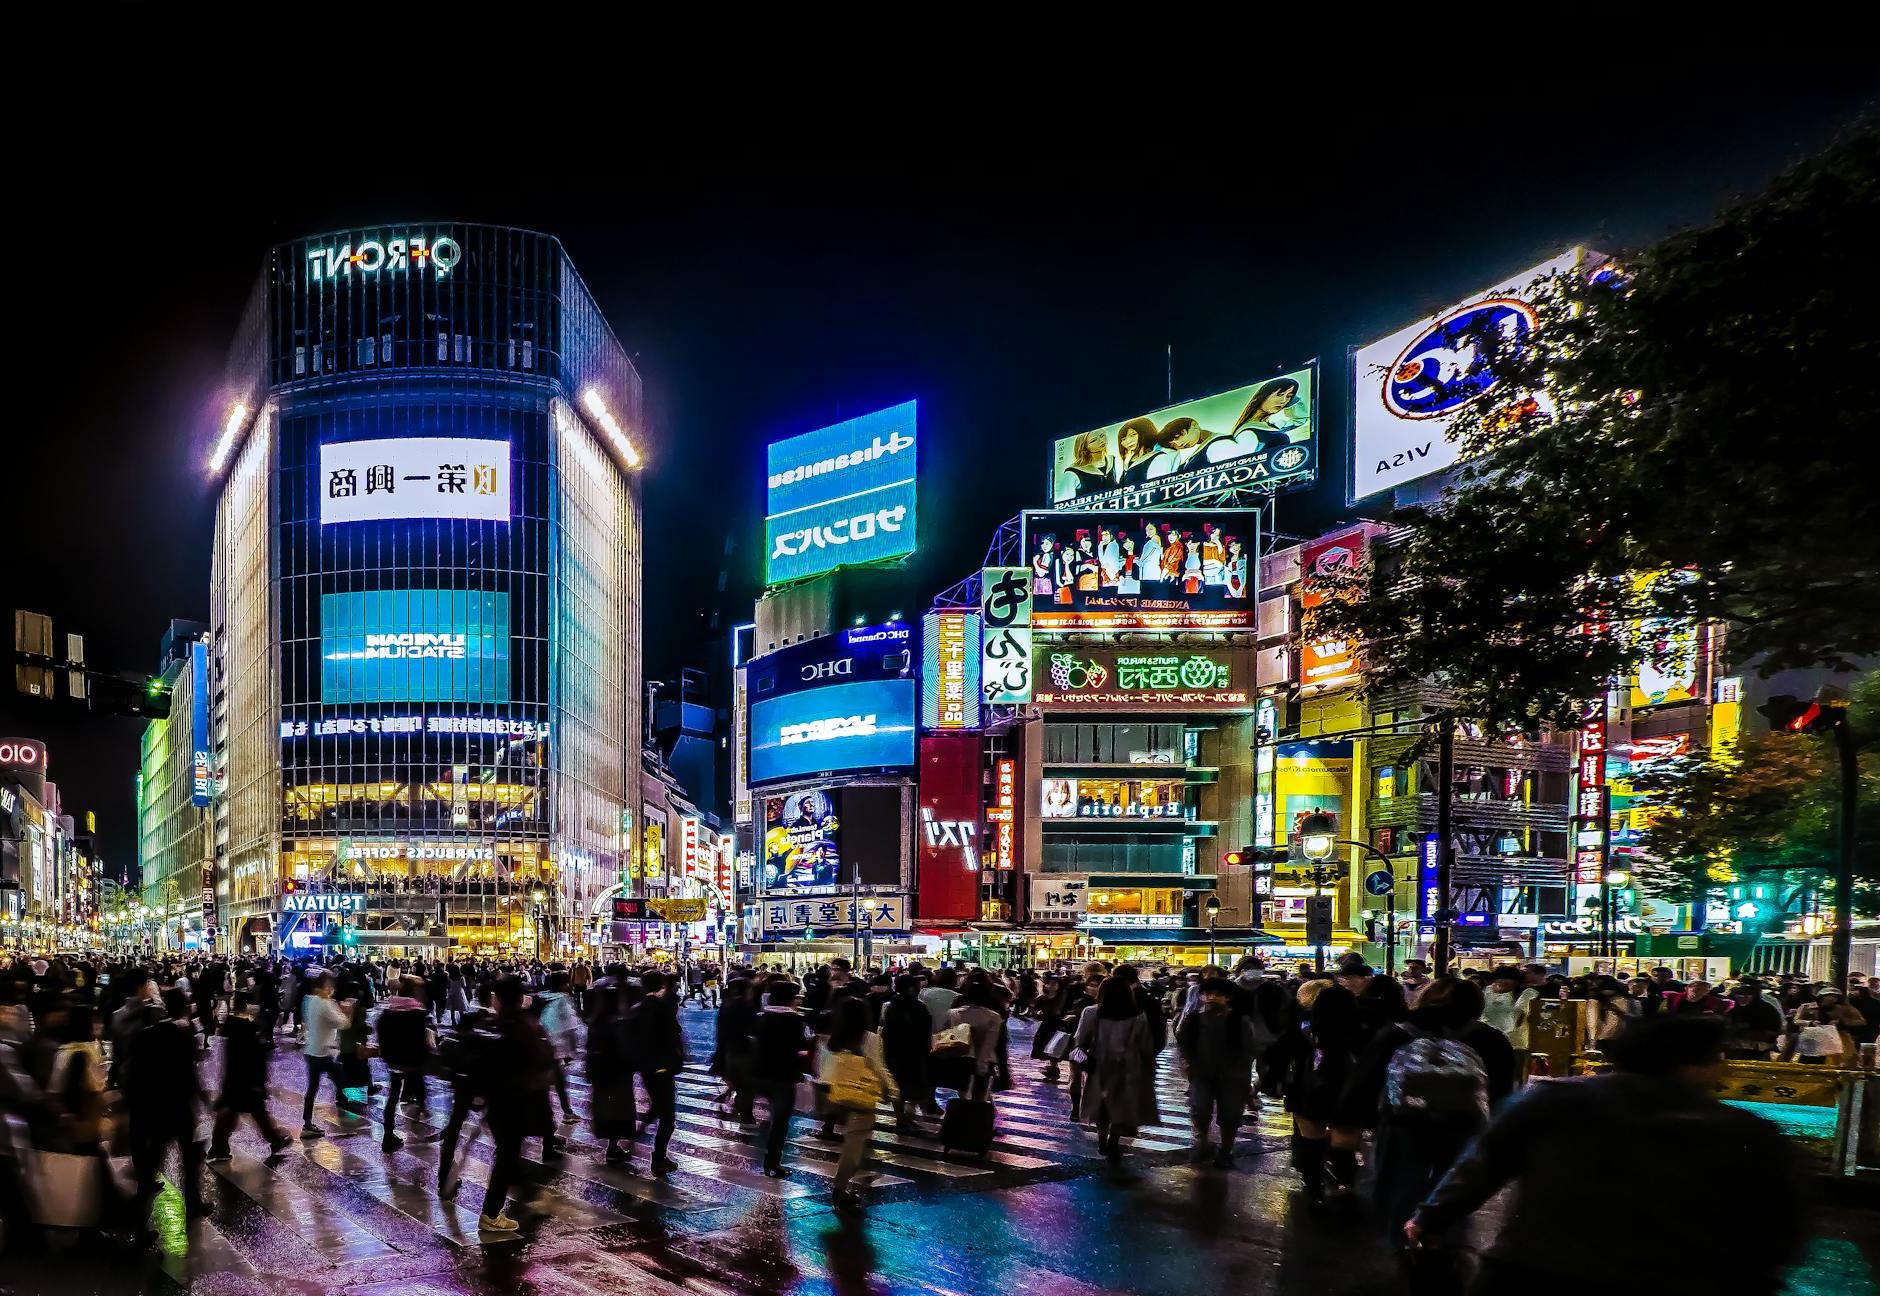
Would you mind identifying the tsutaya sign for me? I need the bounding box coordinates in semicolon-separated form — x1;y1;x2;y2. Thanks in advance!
282;892;367;915
305;234;463;282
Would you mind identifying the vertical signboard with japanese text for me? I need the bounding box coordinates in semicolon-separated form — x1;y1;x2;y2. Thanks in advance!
922;611;980;730
990;758;1017;871
979;567;1032;705
189;640;213;806
1575;699;1610;885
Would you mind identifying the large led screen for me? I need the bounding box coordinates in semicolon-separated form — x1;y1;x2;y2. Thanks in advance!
321;589;509;704
320;437;511;524
765;402;917;586
1350;250;1602;501
745;621;913;704
761;784;903;893
1049;365;1316;510
749;677;916;787
1023;510;1256;630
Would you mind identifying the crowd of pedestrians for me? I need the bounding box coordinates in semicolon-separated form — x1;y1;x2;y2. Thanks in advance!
0;945;1871;1289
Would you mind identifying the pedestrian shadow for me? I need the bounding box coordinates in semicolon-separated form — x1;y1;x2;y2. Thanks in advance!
815;1208;879;1296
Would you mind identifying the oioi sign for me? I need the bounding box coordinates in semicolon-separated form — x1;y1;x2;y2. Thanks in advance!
305;234;463;283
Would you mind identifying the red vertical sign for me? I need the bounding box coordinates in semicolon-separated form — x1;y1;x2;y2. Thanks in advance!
918;732;983;921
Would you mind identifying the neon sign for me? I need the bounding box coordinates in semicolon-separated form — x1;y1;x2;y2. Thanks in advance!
305;235;462;282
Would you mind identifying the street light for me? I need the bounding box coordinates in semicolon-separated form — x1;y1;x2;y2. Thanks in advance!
1297;811;1410;975
1204;893;1222;970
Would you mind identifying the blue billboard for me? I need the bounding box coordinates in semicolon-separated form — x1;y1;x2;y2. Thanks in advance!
321;589;509;704
746;621;914;704
189;640;213;806
750;677;917;787
765;401;917;586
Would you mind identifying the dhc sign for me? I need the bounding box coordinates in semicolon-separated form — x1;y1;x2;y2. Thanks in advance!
306;234;463;283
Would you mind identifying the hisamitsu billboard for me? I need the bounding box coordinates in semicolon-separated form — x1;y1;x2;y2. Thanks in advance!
765;402;917;586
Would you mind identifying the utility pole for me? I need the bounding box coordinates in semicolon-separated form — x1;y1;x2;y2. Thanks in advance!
1432;721;1455;978
1832;720;1857;991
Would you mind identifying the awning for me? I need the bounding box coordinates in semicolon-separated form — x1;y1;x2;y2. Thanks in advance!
353;931;449;947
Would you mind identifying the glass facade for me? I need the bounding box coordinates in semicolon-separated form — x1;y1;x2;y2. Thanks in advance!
207;224;644;955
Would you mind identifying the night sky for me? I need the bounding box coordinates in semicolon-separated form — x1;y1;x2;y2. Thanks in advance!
7;74;1873;878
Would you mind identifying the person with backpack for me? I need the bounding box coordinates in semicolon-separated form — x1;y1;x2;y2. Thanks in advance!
374;975;436;1153
819;996;897;1210
1177;976;1257;1168
1335;975;1517;1245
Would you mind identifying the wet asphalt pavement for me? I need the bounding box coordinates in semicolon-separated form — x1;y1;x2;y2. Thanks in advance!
5;1003;1878;1295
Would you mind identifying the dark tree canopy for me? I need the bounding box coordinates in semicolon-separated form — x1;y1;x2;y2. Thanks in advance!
1314;123;1878;732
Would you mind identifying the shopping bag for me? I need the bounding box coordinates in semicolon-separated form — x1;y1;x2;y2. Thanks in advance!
26;1150;103;1229
1797;1024;1842;1058
1041;1031;1074;1060
825;1051;882;1112
931;1023;973;1058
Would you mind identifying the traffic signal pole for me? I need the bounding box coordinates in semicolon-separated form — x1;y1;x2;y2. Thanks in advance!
1432;722;1455;978
1832;720;1857;991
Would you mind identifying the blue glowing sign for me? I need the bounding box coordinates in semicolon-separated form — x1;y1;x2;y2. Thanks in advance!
189;640;213;807
746;622;913;703
321;590;509;704
1418;832;1442;928
749;678;917;787
765;402;917;586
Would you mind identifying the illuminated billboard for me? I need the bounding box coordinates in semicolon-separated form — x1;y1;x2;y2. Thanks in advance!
1298;526;1380;695
1350;250;1599;501
320;437;511;524
189;640;213;807
1050;365;1317;510
922;611;980;730
918;732;982;921
761;785;904;893
979;566;1032;705
749;677;917;787
765;401;917;586
1040;777;1185;820
746;622;913;704
1029;644;1250;711
320;589;509;704
1023;510;1255;630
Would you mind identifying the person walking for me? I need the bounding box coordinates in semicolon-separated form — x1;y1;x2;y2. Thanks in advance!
126;989;211;1234
1073;975;1160;1162
444;966;469;1026
584;976;639;1166
819;995;897;1211
207;991;294;1162
299;972;356;1138
476;975;556;1233
751;979;812;1177
535;972;581;1125
944;974;1005;1101
879;973;934;1129
1176;976;1256;1168
711;978;758;1124
375;975;435;1153
1481;967;1538;1077
631;969;684;1175
1061;968;1102;1121
1278;981;1363;1207
435;982;496;1197
1406;1017;1804;1296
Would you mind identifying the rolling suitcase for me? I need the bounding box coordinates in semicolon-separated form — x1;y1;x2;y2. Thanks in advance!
939;1096;995;1158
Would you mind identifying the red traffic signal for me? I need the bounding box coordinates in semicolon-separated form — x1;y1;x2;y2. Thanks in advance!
283;879;298;893
1758;695;1840;734
1222;848;1247;868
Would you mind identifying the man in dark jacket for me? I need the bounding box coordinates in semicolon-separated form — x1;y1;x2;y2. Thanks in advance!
207;991;294;1161
631;970;684;1175
879;974;934;1129
713;978;759;1124
474;976;555;1233
128;989;211;1232
1409;1016;1804;1295
435;983;496;1197
750;979;812;1176
375;975;436;1152
1177;977;1257;1168
1335;975;1517;1239
1724;983;1786;1059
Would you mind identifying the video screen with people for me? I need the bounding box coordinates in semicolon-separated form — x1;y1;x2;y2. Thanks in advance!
1023;510;1255;629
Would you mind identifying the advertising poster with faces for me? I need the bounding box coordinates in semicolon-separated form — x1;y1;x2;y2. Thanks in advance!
763;790;841;890
1024;510;1256;630
1040;777;1186;820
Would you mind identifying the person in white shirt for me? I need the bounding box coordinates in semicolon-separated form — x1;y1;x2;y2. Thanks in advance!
1482;966;1539;1059
920;969;960;1029
299;972;355;1138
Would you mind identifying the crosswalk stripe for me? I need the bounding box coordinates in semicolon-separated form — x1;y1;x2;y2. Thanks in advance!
209;1146;403;1264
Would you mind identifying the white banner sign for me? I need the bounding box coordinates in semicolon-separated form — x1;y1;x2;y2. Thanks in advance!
1028;874;1088;923
283;892;367;915
1081;912;1182;929
321;437;511;524
756;894;907;936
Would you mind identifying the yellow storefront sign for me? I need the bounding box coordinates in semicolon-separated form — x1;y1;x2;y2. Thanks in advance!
649;897;707;922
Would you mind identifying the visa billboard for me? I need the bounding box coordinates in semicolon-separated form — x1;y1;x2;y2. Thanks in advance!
765;402;917;586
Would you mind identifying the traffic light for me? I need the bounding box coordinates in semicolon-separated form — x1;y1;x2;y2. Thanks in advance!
1758;694;1844;734
1221;848;1248;868
282;878;298;894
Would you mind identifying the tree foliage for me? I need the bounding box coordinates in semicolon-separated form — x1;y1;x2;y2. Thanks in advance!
1313;121;1879;732
1631;673;1880;909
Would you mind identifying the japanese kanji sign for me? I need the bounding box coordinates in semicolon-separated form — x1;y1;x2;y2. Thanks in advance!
979;566;1032;705
321;437;510;525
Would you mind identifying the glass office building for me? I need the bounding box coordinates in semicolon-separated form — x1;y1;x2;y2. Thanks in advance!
205;224;645;957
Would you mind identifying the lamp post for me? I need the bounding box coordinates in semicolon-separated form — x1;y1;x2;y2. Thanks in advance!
1300;812;1402;974
1205;893;1222;969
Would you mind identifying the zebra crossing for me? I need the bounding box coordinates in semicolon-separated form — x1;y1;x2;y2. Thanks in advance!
153;1014;1291;1281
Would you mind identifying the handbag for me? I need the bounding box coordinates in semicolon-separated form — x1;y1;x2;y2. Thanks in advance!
26;1149;103;1229
931;1023;973;1058
1042;1030;1075;1061
825;1050;882;1111
1797;1023;1842;1057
